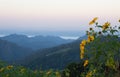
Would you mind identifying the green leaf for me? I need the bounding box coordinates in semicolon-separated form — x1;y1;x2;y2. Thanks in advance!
97;25;102;28
110;30;118;34
102;30;107;33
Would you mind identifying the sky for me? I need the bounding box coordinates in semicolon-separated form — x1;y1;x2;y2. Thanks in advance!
0;0;120;36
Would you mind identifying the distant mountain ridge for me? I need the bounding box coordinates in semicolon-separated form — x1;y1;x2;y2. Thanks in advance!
22;39;82;70
0;39;33;63
0;34;74;50
0;34;87;69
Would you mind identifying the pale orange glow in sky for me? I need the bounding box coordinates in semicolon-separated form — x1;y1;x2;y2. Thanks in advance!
0;0;120;17
0;0;120;36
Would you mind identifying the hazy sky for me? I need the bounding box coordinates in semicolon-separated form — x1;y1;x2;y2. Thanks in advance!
0;0;120;36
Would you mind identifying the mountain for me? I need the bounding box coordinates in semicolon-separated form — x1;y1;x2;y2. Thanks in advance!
22;39;82;70
78;35;87;40
0;39;33;63
0;34;74;50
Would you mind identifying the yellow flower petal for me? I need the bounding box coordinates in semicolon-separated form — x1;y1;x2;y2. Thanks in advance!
0;68;4;72
84;60;89;67
86;71;92;77
89;17;98;25
102;22;110;30
80;51;84;59
81;40;87;46
80;44;85;50
6;65;13;70
88;35;94;42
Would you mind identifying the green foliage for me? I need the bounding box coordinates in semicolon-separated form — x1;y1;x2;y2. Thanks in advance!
81;18;120;77
84;36;120;77
62;62;85;77
0;64;61;77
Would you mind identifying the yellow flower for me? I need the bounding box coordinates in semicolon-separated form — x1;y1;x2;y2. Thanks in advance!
102;22;110;30
90;36;94;41
80;40;87;59
20;68;26;73
6;65;13;70
55;71;61;77
46;70;51;75
89;17;98;25
80;36;94;59
0;67;4;72
86;35;94;44
84;60;89;67
80;43;85;50
86;39;91;43
80;40;86;51
81;40;87;46
80;50;84;59
88;35;94;42
80;44;85;59
86;71;92;77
